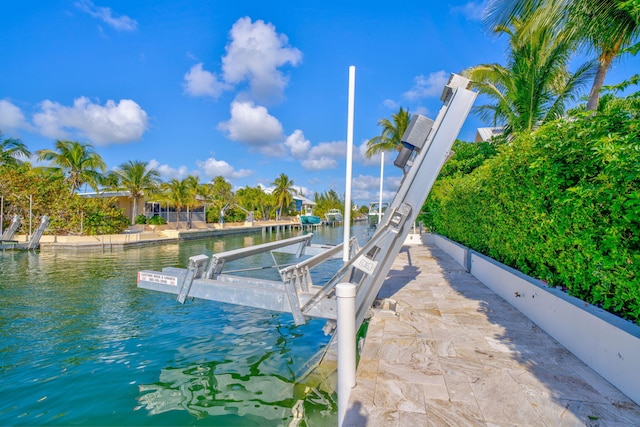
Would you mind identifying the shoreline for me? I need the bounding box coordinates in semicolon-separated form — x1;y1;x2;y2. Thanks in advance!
7;220;308;251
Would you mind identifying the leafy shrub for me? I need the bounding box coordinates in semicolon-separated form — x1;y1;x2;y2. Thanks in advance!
134;214;147;224
423;96;640;324
0;165;130;235
83;207;130;235
147;215;166;225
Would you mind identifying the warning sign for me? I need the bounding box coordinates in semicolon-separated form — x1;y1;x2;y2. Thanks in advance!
138;272;178;286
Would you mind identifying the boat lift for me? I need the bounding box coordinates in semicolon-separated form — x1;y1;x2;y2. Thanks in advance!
137;73;477;331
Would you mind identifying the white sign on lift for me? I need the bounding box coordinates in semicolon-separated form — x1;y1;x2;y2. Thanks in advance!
138;272;178;286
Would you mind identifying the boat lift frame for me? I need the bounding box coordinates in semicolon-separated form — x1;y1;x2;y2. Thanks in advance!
137;73;477;331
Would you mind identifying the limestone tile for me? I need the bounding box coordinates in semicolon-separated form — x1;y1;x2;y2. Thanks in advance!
428;324;458;341
355;356;379;381
451;334;496;355
343;404;396;427
569;362;638;405
382;318;418;337
508;368;608;405
359;335;384;360
425;398;486;426
428;314;463;331
527;396;640;426
474;350;528;372
450;345;482;365
373;379;427;413
348;378;376;407
439;356;487;379
449;313;478;326
422;380;450;401
469;368;545;425
364;337;430;363
434;339;457;357
399;313;431;336
411;339;438;364
366;317;386;338
397;409;430;426
444;378;478;405
399;308;436;328
377;359;445;387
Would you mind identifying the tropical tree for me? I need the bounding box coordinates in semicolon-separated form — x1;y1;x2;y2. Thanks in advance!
36;140;107;194
0;133;31;167
236;185;275;221
313;189;343;218
271;173;295;221
569;0;639;111
209;176;235;221
365;107;411;157
107;160;161;224
484;0;640;112
161;178;195;229
464;4;595;136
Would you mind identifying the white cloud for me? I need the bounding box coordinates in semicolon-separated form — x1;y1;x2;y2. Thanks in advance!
302;140;345;171
184;17;301;103
183;63;228;98
383;99;399;110
0;100;29;130
148;159;191;180
351;174;401;202
403;71;450;101
33;97;148;145
75;0;137;31
217;99;284;155
196;157;253;180
284;129;310;159
302;157;337;171
221;17;302;103
451;1;489;21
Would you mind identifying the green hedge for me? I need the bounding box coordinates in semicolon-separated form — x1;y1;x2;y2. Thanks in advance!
423;97;640;324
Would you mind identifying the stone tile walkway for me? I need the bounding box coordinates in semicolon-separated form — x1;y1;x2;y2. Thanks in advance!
344;242;640;426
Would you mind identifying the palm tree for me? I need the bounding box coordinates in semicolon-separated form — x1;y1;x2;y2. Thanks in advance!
36;140;106;194
484;0;639;111
464;5;595;136
0;133;31;167
365;107;411;157
108;160;161;224
569;0;639;111
271;173;295;221
160;178;194;229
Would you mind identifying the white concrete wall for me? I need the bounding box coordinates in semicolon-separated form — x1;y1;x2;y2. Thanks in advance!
425;233;468;268
429;233;640;406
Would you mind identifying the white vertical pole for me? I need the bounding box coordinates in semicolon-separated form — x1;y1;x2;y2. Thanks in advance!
378;152;384;223
1;195;3;237
343;66;356;262
336;282;357;427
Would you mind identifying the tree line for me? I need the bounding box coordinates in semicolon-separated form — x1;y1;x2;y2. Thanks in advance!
0;137;348;234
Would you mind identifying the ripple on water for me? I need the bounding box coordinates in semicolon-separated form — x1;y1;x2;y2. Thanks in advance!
0;227;373;426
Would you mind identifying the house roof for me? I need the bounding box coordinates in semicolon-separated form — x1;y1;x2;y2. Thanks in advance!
78;190;131;198
292;194;316;206
475;127;504;142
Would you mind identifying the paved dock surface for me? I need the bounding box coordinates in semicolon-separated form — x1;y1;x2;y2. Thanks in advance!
344;241;640;426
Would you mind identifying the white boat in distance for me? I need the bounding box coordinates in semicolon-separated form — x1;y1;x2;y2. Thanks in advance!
324;208;343;224
368;202;388;228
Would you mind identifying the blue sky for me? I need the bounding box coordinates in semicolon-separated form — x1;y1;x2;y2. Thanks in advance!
1;1;638;207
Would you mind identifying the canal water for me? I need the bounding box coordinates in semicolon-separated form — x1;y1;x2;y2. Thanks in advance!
0;224;374;426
